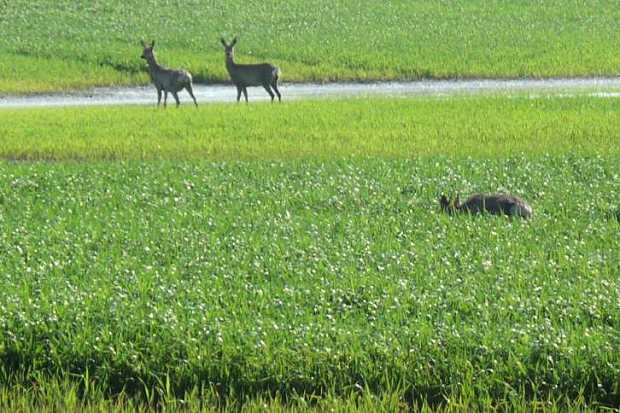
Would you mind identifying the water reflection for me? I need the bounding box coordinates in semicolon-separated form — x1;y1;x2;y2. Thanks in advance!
0;78;619;108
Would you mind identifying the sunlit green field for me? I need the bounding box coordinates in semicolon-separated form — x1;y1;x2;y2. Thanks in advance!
1;95;619;160
1;0;619;93
0;93;619;411
1;156;619;412
1;1;619;406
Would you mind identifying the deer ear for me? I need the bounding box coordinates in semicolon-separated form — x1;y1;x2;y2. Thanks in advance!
232;37;238;45
220;38;227;47
140;39;147;47
151;40;155;48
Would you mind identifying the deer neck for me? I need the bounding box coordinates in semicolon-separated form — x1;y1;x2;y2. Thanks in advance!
145;55;163;74
225;54;237;74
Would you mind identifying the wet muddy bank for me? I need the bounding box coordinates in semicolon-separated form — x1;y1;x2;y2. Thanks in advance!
1;77;619;108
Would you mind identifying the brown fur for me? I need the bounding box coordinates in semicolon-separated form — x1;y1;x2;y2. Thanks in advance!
140;40;198;108
440;193;533;218
221;38;281;103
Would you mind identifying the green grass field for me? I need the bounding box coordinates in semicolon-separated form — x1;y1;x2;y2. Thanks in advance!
1;1;619;410
1;1;619;93
0;156;618;411
0;94;619;411
0;95;619;160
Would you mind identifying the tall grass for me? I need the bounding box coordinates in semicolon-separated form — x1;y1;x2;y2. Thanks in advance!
0;76;618;408
1;1;619;93
0;95;619;160
0;157;618;410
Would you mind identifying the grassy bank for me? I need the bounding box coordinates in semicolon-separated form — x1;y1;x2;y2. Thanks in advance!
1;1;619;93
1;95;619;160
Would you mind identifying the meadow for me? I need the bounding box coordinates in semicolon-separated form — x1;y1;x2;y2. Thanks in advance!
1;1;620;410
0;94;619;411
0;95;619;160
1;1;620;93
0;156;618;411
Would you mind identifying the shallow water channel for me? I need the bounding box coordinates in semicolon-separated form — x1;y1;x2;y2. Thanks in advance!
1;77;619;108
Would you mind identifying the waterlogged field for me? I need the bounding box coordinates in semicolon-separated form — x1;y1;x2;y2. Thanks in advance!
0;156;618;411
0;95;619;160
1;1;619;93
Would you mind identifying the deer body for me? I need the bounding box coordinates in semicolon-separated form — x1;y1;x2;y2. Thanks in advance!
440;193;533;219
221;38;281;103
140;40;197;108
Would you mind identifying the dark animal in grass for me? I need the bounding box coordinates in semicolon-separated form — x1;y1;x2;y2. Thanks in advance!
605;207;620;222
220;37;281;103
140;40;198;108
439;193;533;219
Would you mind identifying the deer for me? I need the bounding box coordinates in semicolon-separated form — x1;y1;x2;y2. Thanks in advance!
220;38;281;103
439;193;533;219
140;40;198;108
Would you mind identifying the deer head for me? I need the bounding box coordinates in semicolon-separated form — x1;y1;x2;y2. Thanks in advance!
439;194;452;212
439;193;459;214
140;40;155;60
220;38;238;60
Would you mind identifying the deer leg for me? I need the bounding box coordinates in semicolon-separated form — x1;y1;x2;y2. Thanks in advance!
163;90;169;108
186;85;198;107
171;91;181;107
263;84;275;102
236;86;243;103
242;87;249;103
156;88;162;107
271;81;281;102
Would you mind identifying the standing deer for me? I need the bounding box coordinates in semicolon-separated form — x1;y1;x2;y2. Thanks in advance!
140;40;198;108
439;193;533;219
220;38;281;103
